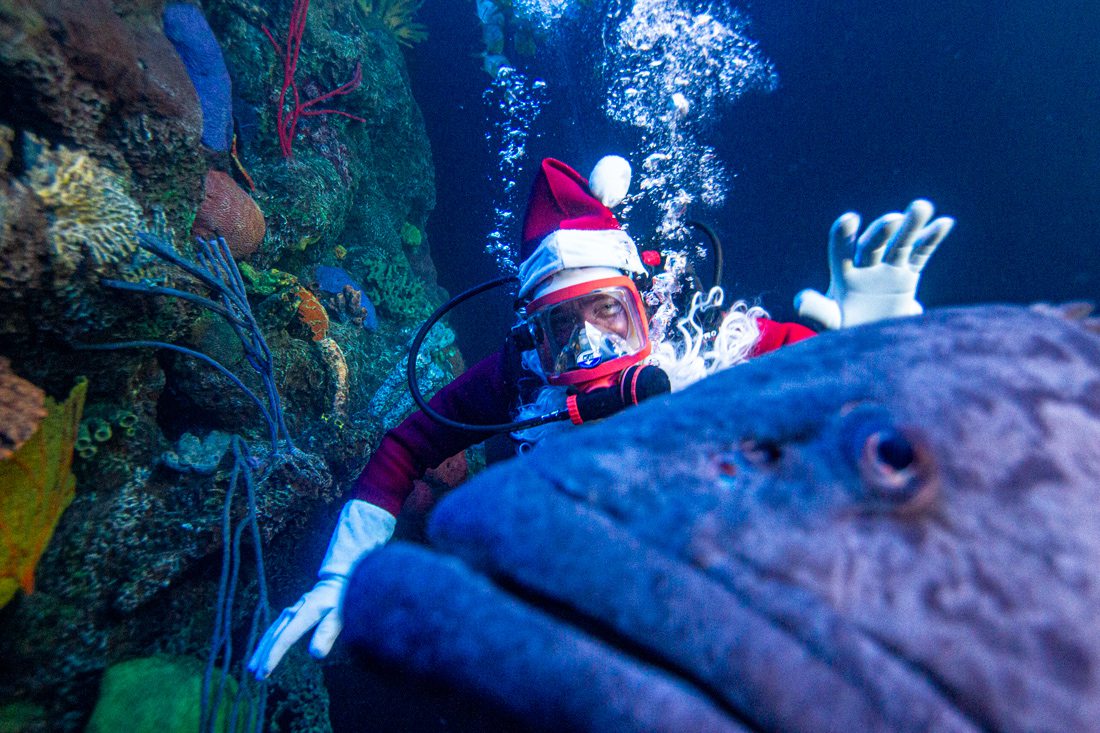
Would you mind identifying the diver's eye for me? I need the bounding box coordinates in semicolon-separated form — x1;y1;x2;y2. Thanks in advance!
590;299;623;320
839;405;937;512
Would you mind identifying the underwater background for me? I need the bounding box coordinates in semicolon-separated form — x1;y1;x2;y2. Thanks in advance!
0;0;1097;730
419;0;1100;361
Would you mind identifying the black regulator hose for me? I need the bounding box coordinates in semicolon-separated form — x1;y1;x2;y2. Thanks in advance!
407;275;573;434
685;220;724;291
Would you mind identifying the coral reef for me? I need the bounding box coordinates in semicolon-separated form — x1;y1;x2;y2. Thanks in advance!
363;323;456;432
160;431;234;476
313;264;364;294
74;406;140;460
323;285;377;330
314;265;378;329
86;655;248;733
0;0;449;727
0;701;46;731
358;0;428;47
0;357;47;461
293;286;330;341
354;243;434;323
240;263;300;297
0;0;206;222
56;466;195;614
400;220;423;248
317;337;350;418
264;658;333;733
0;378;86;609
262;0;366;159
190;170;267;259
24;137;141;279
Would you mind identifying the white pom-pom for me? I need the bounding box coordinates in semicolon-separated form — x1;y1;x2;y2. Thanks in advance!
588;155;632;208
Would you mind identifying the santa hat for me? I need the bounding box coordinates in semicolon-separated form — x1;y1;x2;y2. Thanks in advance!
517;156;645;300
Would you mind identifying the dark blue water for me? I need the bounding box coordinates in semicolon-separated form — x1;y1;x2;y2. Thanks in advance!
408;0;1100;361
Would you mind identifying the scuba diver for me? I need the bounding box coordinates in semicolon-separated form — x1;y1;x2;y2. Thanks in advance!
248;154;954;679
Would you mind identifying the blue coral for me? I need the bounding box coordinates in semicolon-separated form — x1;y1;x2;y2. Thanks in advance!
163;3;233;152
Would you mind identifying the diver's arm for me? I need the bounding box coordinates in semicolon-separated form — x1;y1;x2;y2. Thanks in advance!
351;348;514;515
751;318;816;357
248;349;515;680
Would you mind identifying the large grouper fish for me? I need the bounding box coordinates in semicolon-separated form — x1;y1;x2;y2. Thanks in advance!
342;305;1100;733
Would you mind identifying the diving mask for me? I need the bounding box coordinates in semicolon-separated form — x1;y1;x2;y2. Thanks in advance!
525;276;651;386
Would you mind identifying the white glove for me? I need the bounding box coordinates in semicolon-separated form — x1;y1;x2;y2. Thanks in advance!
795;199;955;329
247;499;396;679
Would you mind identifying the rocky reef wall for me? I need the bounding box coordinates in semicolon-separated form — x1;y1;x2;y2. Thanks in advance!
0;0;464;729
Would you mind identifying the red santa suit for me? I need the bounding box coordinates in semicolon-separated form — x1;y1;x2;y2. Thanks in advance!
352;317;813;517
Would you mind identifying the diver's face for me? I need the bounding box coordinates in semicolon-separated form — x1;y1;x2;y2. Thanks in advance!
526;279;650;386
550;293;630;342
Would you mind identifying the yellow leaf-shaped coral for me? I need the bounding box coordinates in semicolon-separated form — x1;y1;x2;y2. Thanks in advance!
0;378;87;609
358;0;428;47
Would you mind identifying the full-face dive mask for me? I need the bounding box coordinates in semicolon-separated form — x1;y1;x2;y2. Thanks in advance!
523;274;651;388
406;271;666;434
404;221;721;433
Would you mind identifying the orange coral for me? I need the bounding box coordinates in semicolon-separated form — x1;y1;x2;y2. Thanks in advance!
0;378;86;608
295;287;329;341
427;450;469;489
191;170;266;259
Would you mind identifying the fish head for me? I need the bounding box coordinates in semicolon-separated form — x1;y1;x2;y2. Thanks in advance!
344;305;1100;733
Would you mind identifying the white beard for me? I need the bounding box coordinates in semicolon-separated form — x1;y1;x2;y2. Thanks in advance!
649;287;766;392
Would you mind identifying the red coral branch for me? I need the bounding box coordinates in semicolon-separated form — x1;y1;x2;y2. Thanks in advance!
262;0;366;159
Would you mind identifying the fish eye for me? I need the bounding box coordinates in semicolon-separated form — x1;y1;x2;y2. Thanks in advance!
741;438;783;466
870;428;915;472
839;404;937;512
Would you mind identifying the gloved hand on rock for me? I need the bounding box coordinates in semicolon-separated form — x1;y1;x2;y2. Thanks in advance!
247;499;396;679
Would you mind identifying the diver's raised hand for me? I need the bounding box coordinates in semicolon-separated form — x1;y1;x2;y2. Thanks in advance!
795;200;954;329
247;500;396;679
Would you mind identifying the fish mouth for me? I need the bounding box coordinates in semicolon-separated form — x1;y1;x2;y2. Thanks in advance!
343;481;981;733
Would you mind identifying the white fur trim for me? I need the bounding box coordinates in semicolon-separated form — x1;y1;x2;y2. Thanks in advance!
588;156;632;208
518;228;645;298
529;267;624;301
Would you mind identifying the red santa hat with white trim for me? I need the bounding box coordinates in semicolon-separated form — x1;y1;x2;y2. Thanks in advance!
517;156;645;300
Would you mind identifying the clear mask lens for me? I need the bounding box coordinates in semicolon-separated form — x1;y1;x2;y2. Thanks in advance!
528;286;647;379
